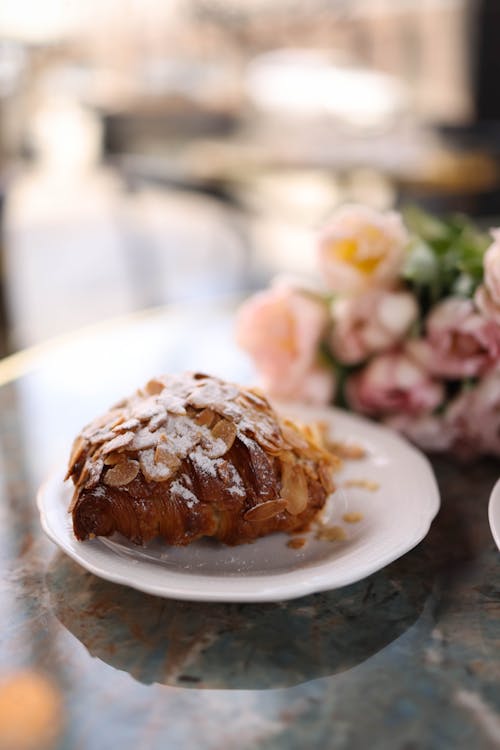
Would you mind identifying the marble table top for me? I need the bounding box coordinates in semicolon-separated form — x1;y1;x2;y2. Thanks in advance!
0;301;498;750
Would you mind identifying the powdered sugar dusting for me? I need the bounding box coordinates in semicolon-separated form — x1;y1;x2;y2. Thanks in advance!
170;480;199;506
191;447;218;478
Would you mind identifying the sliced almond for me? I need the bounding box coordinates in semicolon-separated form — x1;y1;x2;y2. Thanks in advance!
103;453;126;466
134;402;160;422
83;409;123;435
131;429;159;451
187;381;239;410
88;429;116;445
113;417;140;433
154;443;181;473
66;435;88;477
81;457;104;489
327;441;366;460
316;524;347;542
149;413;168;432
158;393;186;415
280;422;309;452
144;378;164;395
318;463;336;494
194;408;216;427
342;512;363;523
280;462;308;515
140;448;174;482
104;459;140;487
243;389;268;409
244;498;288;522
211;419;237;452
287;537;306;549
101;432;134;455
343;479;379;491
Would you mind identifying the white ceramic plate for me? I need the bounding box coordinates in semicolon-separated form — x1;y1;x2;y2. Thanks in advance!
37;405;440;602
488;478;500;550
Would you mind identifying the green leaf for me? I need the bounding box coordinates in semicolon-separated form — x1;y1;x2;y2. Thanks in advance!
402;205;450;244
402;239;439;285
451;273;475;297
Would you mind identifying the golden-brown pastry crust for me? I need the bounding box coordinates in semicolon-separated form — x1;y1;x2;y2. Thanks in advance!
67;373;339;546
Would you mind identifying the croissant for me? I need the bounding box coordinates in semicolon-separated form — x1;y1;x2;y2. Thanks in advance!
67;373;339;546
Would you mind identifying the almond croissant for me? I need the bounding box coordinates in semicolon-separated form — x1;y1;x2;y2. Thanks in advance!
67;373;339;546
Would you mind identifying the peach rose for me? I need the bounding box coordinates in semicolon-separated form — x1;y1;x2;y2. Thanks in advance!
236;284;334;403
346;351;444;417
281;365;336;406
408;298;500;379
318;205;408;293
330;290;418;365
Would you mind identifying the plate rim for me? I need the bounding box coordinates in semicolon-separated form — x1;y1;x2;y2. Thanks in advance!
37;406;441;602
488;478;500;551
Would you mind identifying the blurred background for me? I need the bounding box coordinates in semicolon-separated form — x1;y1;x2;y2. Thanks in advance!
0;0;499;357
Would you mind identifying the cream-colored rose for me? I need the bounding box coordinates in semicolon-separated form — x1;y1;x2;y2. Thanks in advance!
330;290;418;364
236;284;334;403
318;205;408;293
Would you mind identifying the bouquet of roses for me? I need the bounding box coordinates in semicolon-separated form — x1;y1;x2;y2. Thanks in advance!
236;204;500;458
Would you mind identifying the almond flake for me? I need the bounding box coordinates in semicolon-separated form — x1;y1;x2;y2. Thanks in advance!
140;448;174;482
88;429;116;445
315;525;347;542
131;429;160;451
145;379;164;395
154;443;181;472
343;479;379;491
287;537;306;549
211;419;237;452
158;393;186;415
113;418;140;433
101;432;134;455
66;435;88;475
318;463;336;494
342;512;363;523
82;457;104;489
149;413;168;432
244;499;287;522
281;462;308;515
134;402;160;422
195;408;216;427
104;459;140;487
103;453;126;466
281;422;309;452
243;390;268;409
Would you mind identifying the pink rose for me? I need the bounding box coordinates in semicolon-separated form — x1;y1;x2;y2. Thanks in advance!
408;298;500;379
446;369;500;457
346;352;444;417
484;229;500;306
330;290;418;365
236;284;334;403
385;413;453;453
318;205;408;293
475;284;500;325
